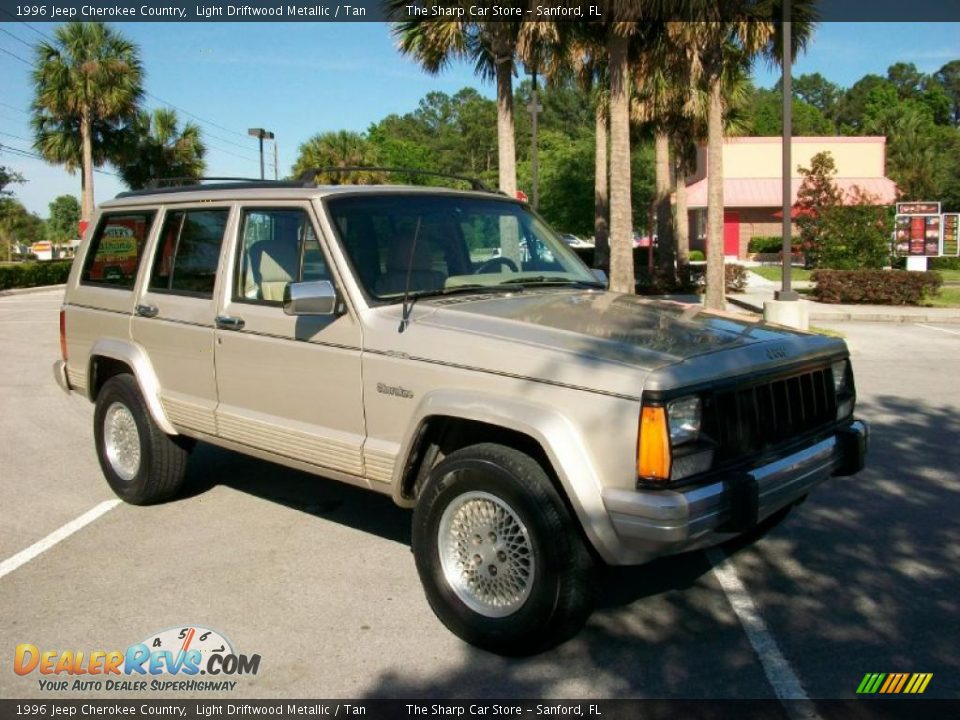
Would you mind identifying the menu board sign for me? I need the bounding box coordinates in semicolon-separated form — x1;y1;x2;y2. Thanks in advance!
894;214;941;256
942;214;959;257
897;202;941;215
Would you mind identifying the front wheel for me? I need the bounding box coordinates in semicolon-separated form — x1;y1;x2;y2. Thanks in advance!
412;443;596;655
93;374;190;505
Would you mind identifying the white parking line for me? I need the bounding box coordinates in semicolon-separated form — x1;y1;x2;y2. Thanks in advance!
0;499;121;580
916;323;960;336
707;548;820;719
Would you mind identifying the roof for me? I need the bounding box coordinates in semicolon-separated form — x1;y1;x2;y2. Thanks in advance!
685;177;898;209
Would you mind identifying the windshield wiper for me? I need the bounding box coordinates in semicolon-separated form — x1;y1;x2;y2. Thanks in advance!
396;284;522;331
496;276;605;288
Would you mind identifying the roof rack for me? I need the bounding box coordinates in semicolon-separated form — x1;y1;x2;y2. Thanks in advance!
113;167;495;199
295;167;492;192
115;176;308;198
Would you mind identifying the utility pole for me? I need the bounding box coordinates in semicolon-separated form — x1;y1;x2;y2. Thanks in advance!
247;128;275;180
775;0;799;302
273;141;278;180
527;66;542;210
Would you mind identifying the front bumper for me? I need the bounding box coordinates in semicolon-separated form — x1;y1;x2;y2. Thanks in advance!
601;419;868;563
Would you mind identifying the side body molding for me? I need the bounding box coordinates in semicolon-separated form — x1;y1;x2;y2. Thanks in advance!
87;338;178;436
392;388;623;563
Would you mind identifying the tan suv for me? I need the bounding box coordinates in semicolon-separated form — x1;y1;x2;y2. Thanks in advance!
54;176;867;655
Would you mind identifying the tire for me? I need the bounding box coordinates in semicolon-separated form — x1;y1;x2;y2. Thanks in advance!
412;443;596;656
93;374;190;505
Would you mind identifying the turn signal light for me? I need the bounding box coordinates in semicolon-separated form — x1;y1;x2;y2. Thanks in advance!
637;405;671;481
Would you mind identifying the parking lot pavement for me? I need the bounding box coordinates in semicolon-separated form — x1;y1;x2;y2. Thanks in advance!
1;291;956;702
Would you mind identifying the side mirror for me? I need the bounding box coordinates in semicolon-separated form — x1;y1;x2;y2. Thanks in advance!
283;280;338;316
592;268;608;286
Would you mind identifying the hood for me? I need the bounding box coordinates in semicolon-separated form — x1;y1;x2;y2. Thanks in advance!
416;289;812;371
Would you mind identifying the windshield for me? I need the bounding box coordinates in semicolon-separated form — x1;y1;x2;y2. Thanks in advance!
326;194;599;302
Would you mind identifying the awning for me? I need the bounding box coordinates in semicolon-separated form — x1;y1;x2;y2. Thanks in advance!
685;177;898;209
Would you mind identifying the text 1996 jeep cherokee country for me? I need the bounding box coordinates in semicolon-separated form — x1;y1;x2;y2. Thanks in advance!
55;175;867;655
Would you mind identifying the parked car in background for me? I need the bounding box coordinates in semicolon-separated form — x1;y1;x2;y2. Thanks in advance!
560;233;594;249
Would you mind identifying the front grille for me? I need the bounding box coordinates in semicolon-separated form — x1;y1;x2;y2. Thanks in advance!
705;367;836;463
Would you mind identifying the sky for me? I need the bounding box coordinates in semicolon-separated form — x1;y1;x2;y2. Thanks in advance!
0;20;958;219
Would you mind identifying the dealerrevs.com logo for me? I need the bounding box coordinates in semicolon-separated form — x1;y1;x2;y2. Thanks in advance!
14;626;261;692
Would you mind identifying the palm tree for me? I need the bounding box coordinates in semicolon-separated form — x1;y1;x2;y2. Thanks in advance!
115;108;206;190
388;12;518;196
291;130;381;183
678;3;815;309
564;29;613;271
32;22;143;225
605;15;666;294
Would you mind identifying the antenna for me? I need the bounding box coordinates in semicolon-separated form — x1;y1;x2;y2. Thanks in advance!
399;216;423;333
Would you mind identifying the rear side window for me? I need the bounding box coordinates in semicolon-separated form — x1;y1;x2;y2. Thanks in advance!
80;211;156;288
149;209;229;297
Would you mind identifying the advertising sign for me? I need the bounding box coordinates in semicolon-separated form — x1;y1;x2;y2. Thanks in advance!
894;201;944;257
943;214;959;257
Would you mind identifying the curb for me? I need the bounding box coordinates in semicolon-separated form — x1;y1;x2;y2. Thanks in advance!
726;294;960;323
0;284;66;298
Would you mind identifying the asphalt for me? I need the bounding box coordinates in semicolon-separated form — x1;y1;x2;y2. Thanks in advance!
1;288;958;704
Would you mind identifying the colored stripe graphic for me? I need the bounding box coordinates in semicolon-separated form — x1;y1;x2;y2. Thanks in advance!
857;673;932;694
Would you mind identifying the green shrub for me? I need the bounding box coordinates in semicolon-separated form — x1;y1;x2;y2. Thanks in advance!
688;250;705;262
817;202;891;270
748;236;794;254
0;260;73;291
930;256;960;271
812;269;942;305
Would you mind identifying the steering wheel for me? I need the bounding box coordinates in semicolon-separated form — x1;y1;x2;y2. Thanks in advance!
475;256;519;274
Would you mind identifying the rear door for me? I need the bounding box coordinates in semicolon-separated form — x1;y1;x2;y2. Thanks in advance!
212;204;366;479
131;205;233;436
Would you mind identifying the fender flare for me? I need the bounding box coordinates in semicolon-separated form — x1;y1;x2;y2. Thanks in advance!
392;388;622;563
87;338;178;436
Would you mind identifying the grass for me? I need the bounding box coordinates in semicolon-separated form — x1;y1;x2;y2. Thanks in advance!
809;326;845;338
932;269;960;282
749;266;813;282
926;287;960;307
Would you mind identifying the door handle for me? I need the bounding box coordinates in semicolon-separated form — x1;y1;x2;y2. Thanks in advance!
135;304;159;318
215;315;245;330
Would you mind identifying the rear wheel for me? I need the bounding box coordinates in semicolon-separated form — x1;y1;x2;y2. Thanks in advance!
93;374;190;505
412;443;596;655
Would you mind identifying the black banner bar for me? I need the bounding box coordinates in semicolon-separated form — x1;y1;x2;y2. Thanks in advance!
0;0;959;23
2;700;960;720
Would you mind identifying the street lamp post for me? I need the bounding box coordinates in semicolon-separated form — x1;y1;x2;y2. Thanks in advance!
248;127;275;180
775;1;799;302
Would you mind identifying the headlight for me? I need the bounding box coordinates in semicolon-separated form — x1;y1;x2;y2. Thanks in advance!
831;360;848;395
667;396;701;445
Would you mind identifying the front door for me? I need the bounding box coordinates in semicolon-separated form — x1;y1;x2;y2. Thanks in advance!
212;204;366;478
723;210;741;258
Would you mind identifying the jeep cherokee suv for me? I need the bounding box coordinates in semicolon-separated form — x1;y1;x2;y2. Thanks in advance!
54;177;868;655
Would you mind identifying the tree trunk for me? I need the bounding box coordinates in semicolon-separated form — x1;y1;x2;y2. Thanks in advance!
675;153;690;271
495;58;517;197
593;100;610;270
654;130;675;279
80;110;95;224
607;31;634;295
704;77;726;310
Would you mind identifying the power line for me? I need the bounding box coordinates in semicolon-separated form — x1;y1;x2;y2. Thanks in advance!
0;27;35;51
0;101;29;116
145;91;251;142
0;141;121;178
0;46;31;66
0;130;32;143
